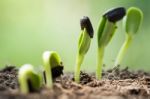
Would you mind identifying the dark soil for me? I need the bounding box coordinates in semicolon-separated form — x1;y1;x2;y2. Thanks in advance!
0;66;150;99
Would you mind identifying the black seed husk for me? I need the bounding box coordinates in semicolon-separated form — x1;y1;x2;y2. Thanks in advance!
43;65;64;84
103;7;126;22
80;16;94;38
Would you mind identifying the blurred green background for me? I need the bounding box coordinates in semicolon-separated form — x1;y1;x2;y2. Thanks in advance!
0;0;149;72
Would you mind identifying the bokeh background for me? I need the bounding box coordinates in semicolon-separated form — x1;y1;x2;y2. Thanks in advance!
0;0;149;72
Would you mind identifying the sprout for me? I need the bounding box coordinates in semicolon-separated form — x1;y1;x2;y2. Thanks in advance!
74;16;94;83
42;51;63;88
115;7;143;66
96;7;126;80
18;64;42;94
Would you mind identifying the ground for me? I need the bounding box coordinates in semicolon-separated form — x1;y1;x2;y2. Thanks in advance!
0;66;150;99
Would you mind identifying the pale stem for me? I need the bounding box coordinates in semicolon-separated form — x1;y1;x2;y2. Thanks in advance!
74;54;84;83
96;46;104;80
114;34;132;66
44;60;53;88
19;75;28;93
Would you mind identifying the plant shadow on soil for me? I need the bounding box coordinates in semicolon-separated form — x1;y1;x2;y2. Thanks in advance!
0;66;150;99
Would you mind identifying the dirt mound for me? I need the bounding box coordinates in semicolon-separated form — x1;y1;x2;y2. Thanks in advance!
0;66;150;99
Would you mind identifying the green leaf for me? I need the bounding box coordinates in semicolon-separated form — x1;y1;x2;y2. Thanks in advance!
98;19;117;47
49;51;62;68
124;7;143;35
78;28;91;55
78;30;83;48
43;51;62;69
97;17;107;46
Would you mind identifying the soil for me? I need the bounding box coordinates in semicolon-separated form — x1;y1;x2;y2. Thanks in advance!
0;66;150;99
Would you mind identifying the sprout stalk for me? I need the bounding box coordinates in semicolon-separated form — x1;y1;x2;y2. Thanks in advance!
74;54;84;83
43;51;63;88
74;16;94;83
96;46;104;80
96;7;126;80
114;7;143;67
115;34;132;66
43;51;53;88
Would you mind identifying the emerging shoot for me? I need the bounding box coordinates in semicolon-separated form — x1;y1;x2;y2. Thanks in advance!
18;64;42;94
74;16;94;83
115;7;143;66
43;51;63;88
96;7;126;80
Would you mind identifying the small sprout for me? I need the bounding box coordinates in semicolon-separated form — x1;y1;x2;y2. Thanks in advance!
74;16;94;83
115;7;143;66
96;7;126;80
42;51;63;88
18;64;42;94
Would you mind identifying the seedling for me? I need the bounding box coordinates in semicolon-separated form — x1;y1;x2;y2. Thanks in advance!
42;51;63;88
18;64;42;94
96;7;126;80
115;7;143;66
74;16;94;83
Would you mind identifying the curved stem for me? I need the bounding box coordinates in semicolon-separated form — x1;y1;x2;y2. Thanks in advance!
114;34;132;67
18;65;41;93
45;61;53;88
96;46;104;80
19;74;29;93
43;52;53;88
74;54;84;83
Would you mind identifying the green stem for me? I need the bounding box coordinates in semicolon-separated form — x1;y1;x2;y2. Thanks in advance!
96;46;104;80
44;58;53;88
74;54;84;83
19;74;29;93
114;34;132;66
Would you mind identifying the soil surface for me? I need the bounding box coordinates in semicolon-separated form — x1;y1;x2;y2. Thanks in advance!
0;66;150;99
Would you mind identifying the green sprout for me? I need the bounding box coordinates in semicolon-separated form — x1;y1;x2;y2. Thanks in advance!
115;7;143;66
74;16;94;83
18;64;42;94
96;7;126;80
42;51;63;88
